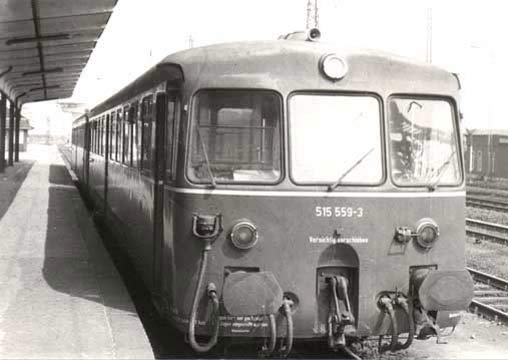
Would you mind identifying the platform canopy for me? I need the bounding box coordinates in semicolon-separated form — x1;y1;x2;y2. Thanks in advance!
0;0;117;106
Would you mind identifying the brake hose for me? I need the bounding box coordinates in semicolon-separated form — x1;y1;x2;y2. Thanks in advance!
260;314;277;356
378;296;398;352
188;248;220;352
395;295;414;350
279;298;294;357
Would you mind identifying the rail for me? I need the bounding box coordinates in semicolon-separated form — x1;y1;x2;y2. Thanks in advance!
468;267;508;291
466;218;508;245
467;267;508;325
466;195;508;212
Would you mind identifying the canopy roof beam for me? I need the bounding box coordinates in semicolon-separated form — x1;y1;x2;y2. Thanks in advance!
6;33;70;46
31;0;48;99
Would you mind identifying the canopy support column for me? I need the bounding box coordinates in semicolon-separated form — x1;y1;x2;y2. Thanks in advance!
14;106;20;162
0;94;6;172
8;99;14;166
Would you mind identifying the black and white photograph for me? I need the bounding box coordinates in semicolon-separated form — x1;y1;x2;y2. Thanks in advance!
0;0;506;358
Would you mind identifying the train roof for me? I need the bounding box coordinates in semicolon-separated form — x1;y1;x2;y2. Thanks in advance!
469;129;508;137
87;39;460;117
165;40;458;90
164;40;451;75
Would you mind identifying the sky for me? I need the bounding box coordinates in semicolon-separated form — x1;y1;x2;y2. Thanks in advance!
22;0;508;135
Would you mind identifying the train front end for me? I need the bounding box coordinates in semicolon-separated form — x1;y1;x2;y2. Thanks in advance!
165;40;474;354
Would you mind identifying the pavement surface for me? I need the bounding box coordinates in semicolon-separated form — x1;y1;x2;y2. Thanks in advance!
0;145;153;359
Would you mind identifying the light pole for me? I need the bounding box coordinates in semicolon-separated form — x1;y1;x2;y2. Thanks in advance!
426;7;433;64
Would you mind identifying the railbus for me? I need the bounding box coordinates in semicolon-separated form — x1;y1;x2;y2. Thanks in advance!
71;29;473;356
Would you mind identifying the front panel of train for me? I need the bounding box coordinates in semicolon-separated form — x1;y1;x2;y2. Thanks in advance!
166;86;473;354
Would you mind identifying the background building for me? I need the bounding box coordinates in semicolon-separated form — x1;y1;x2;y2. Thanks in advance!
465;129;508;179
5;116;33;152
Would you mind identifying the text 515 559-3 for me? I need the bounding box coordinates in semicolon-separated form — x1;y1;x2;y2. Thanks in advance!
315;206;364;218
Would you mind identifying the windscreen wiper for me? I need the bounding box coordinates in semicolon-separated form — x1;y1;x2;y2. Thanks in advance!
427;149;457;191
328;148;374;192
196;127;217;188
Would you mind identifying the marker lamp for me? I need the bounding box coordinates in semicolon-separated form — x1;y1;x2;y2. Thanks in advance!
230;220;258;250
415;219;439;250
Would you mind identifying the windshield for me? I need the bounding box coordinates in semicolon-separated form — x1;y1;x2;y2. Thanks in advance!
388;97;461;186
289;94;383;184
188;90;281;184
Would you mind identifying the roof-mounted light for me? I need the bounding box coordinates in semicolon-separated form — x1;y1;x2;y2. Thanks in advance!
320;54;348;81
306;28;321;42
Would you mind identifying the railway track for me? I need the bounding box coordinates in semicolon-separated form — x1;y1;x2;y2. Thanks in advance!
466;194;508;212
466;218;508;245
468;267;508;326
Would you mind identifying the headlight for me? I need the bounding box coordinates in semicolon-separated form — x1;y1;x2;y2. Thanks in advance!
415;218;439;250
230;220;258;250
320;54;348;81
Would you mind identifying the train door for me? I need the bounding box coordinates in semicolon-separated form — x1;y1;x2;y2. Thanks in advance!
153;92;168;294
83;114;90;190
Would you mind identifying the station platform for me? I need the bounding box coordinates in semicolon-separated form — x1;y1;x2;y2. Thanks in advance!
0;144;153;359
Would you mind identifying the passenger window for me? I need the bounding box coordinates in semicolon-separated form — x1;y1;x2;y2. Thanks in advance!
91;121;94;153
99;119;102;155
106;114;111;159
116;110;123;162
100;116;104;156
110;112;115;160
90;122;93;153
136;102;143;169
131;104;140;168
92;124;94;152
90;122;94;153
97;118;101;155
98;117;102;156
165;96;177;182
141;97;153;173
102;115;106;156
122;107;130;165
94;121;98;154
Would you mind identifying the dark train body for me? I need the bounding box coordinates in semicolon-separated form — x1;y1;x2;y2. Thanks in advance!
71;32;473;355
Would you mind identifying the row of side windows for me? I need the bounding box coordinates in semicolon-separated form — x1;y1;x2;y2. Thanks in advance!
89;96;155;173
83;92;178;182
